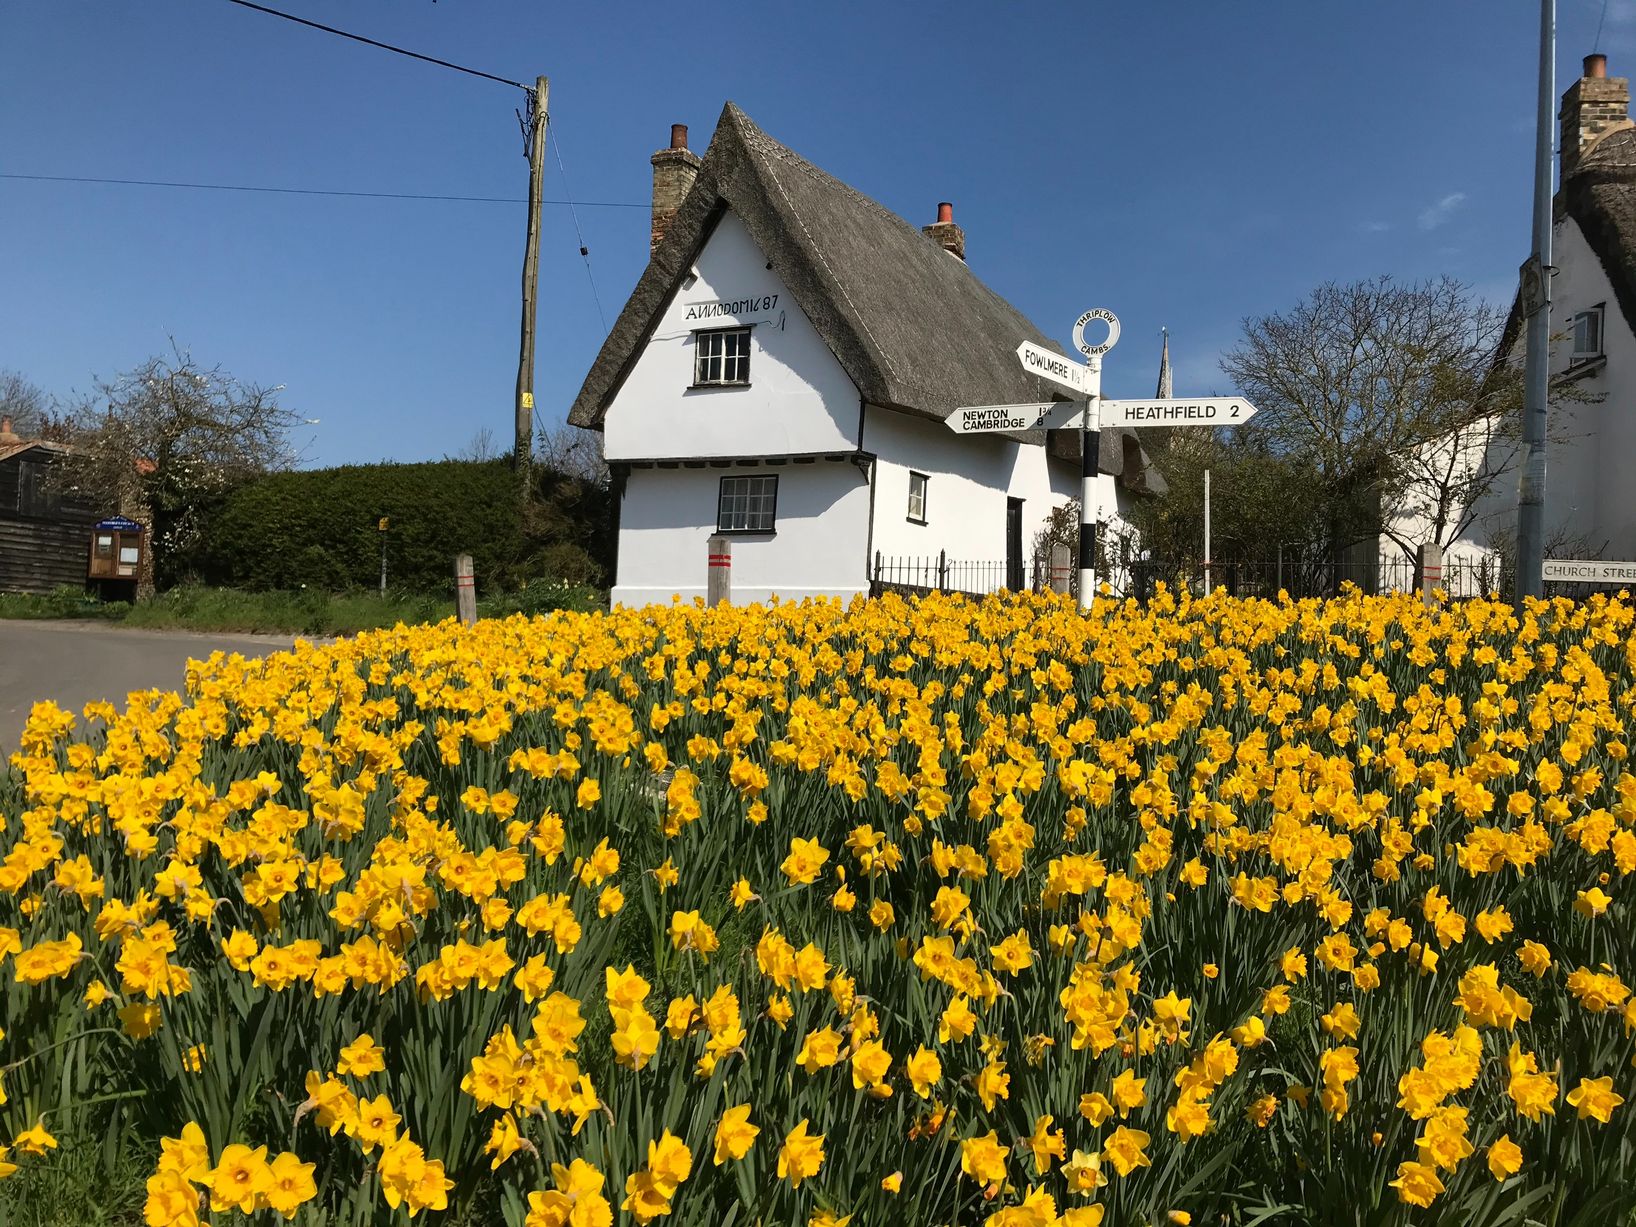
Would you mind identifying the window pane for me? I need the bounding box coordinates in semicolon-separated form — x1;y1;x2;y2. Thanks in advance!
719;474;776;531
694;328;750;384
1575;310;1603;356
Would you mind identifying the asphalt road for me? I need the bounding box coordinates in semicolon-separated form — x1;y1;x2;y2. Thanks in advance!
0;621;295;751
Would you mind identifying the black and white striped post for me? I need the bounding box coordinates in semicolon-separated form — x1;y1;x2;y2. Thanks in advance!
1071;309;1120;611
1079;362;1100;610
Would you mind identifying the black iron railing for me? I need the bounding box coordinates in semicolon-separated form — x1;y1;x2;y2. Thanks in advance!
1128;555;1499;602
871;551;1031;597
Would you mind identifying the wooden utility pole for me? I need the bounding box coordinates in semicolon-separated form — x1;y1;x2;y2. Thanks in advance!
514;75;549;491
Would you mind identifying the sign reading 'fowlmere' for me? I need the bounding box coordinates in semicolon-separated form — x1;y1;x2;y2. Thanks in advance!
1016;341;1087;393
1542;559;1636;584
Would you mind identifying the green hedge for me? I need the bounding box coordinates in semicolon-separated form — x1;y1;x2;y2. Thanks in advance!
182;459;610;594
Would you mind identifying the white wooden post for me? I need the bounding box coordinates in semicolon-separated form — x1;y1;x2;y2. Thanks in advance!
1049;541;1072;595
1203;468;1212;596
1420;541;1443;606
455;554;477;625
707;534;732;606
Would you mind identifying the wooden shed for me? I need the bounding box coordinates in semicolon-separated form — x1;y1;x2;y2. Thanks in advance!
0;417;105;595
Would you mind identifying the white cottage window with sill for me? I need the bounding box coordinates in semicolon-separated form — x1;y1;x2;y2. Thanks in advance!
693;327;752;386
1572;305;1605;362
907;471;928;524
717;473;777;533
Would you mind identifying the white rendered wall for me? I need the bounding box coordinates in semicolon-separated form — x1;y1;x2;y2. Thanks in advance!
603;212;859;461
1558;217;1636;555
867;407;1105;573
612;461;870;607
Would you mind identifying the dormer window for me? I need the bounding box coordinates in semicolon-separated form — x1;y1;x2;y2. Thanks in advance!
1573;306;1604;362
693;327;751;387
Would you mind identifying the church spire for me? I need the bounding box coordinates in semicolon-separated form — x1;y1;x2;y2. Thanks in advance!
1156;327;1172;398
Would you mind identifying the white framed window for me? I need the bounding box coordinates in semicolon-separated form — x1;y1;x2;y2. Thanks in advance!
1573;306;1604;361
693;327;752;386
717;474;778;533
907;471;928;523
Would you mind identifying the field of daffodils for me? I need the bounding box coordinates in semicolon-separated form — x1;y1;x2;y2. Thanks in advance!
2;588;1634;1226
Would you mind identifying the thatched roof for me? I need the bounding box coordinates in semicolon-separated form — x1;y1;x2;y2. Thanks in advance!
569;103;1157;488
1562;125;1636;335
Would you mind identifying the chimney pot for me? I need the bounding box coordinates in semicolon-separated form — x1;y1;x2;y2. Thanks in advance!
670;123;689;151
1587;53;1608;79
922;203;966;261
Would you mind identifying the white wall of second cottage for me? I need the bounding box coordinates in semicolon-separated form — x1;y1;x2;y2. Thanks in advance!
611;461;870;607
603;212;859;462
1433;216;1635;563
1554;216;1636;555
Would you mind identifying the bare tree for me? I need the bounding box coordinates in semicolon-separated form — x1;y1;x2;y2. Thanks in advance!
0;369;54;437
1219;276;1545;557
455;427;504;463
59;344;301;581
536;419;608;487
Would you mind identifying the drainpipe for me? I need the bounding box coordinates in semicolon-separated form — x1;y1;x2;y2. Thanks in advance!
854;399;876;594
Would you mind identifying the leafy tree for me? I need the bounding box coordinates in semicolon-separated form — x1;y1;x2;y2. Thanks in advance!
1215;276;1528;557
60;346;301;585
1133;276;1592;566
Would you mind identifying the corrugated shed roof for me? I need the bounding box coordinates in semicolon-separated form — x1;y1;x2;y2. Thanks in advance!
569;103;1156;486
0;438;73;466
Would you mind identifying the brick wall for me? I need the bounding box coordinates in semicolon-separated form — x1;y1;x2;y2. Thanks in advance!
1561;74;1632;178
650;147;702;254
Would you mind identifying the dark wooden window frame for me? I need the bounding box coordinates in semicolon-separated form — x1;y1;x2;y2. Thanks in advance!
692;326;753;388
907;470;929;525
716;472;778;534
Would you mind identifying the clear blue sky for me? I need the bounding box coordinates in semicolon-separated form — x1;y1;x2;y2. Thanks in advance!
1;1;1624;465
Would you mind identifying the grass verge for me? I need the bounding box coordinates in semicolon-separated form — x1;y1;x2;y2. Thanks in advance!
0;583;603;637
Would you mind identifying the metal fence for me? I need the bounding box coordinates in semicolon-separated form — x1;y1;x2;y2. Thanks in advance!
1128;554;1499;602
870;550;1505;602
871;551;1031;597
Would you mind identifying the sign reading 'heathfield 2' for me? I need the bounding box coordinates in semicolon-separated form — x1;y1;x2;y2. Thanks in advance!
1542;559;1636;584
1098;397;1258;428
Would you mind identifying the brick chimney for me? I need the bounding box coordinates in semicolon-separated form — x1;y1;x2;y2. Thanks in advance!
1561;53;1632;179
650;123;701;255
0;415;17;444
922;201;966;260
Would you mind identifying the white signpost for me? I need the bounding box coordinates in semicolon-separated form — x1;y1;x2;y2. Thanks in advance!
951;309;1261;610
1542;559;1636;585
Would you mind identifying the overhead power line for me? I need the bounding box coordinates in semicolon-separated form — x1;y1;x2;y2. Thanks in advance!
221;0;530;91
547;127;607;332
2;172;646;208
